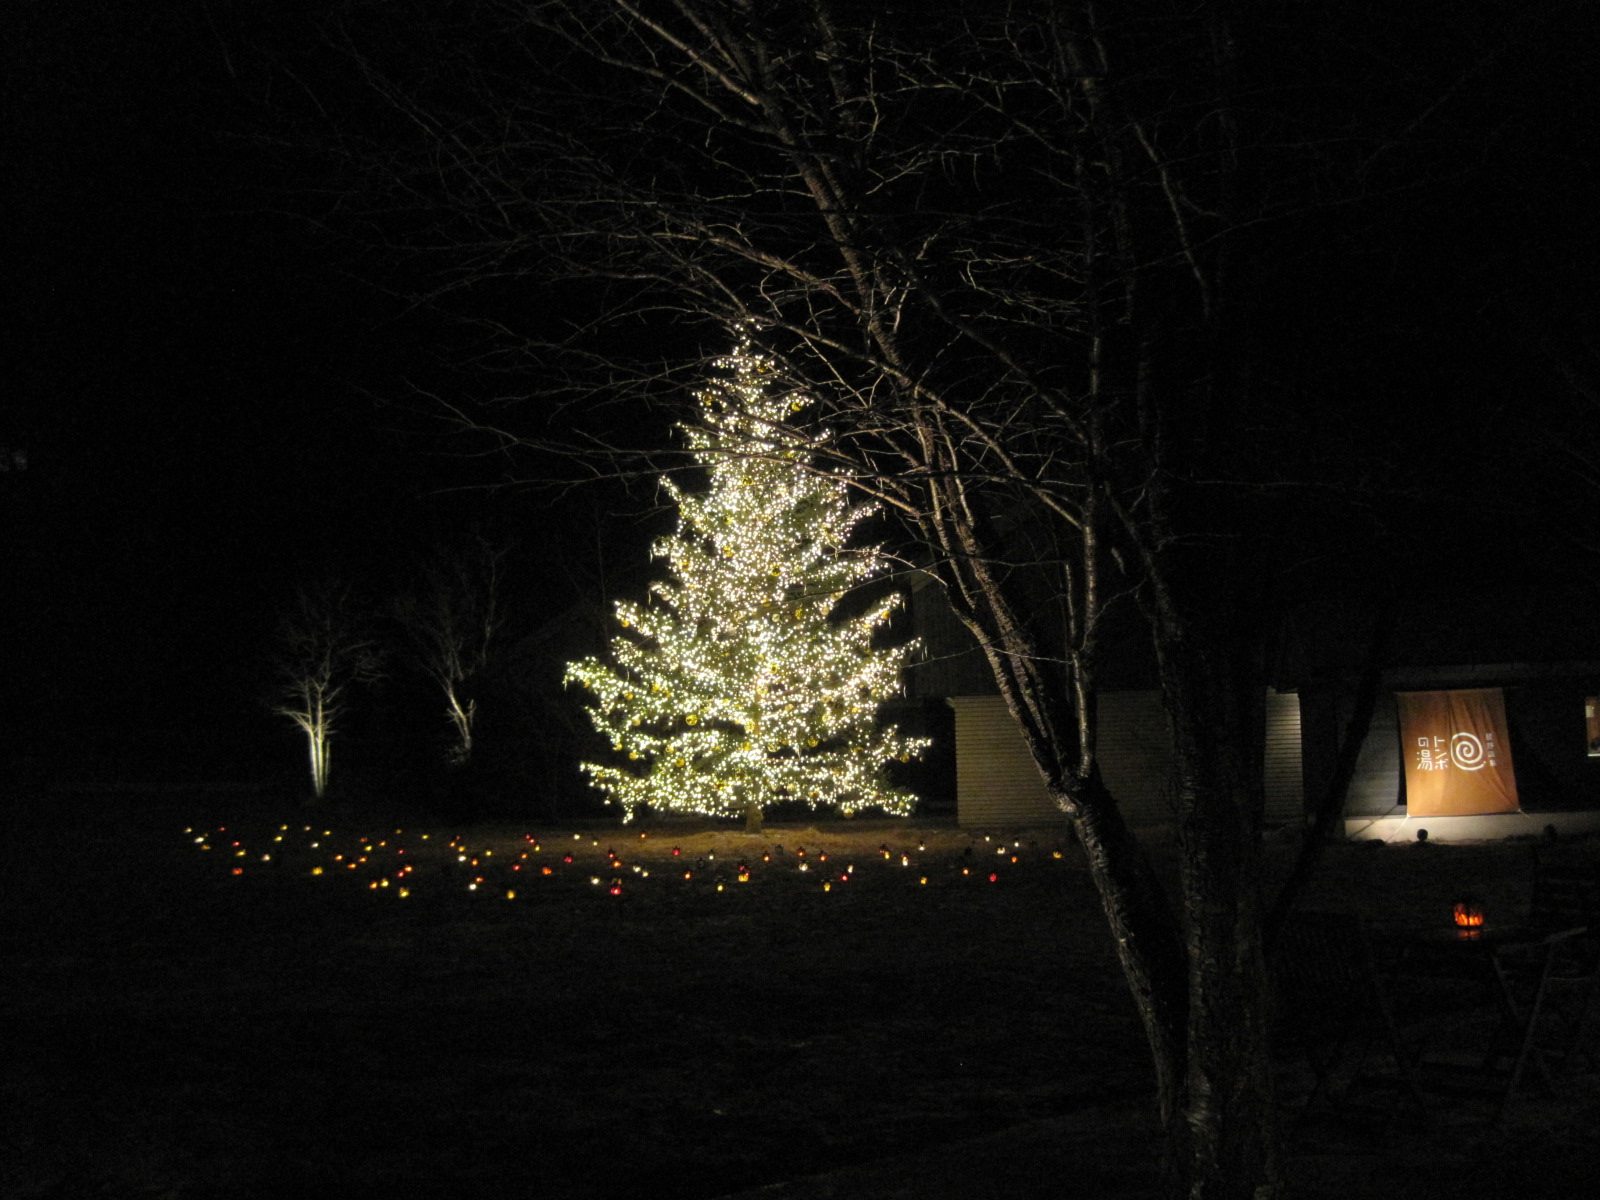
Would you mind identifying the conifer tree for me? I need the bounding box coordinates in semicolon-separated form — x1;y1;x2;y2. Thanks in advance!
565;337;928;826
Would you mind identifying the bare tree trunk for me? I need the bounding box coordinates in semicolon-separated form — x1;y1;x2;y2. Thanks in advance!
306;717;332;803
1266;609;1392;948
1168;707;1281;1199
1062;772;1190;1120
445;688;476;765
1148;568;1283;1198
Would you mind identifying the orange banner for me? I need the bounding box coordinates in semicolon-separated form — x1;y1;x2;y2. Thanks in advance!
1396;689;1519;816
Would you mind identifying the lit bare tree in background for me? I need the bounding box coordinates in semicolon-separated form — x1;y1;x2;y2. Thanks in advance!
391;534;509;765
271;580;381;802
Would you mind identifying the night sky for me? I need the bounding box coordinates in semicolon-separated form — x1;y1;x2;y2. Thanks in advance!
5;4;505;781
6;2;1598;789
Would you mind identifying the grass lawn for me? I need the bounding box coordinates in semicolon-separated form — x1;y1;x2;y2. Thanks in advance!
4;794;1598;1198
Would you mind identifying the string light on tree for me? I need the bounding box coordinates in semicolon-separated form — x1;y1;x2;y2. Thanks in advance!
565;332;929;826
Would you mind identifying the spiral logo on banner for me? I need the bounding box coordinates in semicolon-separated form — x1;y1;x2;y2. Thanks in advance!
1451;731;1488;771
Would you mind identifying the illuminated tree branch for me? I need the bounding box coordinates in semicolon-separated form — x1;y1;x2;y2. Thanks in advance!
270;581;382;802
392;534;510;765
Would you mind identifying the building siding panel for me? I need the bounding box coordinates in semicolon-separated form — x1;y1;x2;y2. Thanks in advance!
953;690;1305;829
1346;693;1403;816
1264;690;1305;826
951;696;1058;826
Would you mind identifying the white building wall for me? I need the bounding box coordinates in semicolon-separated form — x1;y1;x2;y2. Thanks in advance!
952;690;1305;829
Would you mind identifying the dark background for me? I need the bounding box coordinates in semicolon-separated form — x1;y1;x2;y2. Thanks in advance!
3;2;614;794
5;1;1597;795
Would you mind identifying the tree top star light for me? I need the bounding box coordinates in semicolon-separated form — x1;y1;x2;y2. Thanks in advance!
565;335;928;826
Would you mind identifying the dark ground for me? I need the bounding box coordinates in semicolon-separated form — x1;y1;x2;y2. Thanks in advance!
4;793;1598;1199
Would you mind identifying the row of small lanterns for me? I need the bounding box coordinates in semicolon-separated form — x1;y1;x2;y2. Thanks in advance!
186;824;1070;899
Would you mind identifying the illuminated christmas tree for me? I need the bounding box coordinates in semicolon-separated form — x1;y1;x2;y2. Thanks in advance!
565;336;928;827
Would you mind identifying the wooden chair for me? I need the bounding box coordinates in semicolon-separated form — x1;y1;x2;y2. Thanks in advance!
1482;859;1600;1123
1524;852;1600;934
1271;911;1429;1120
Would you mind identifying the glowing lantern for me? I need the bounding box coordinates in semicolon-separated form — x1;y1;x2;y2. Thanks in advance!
1453;897;1486;929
